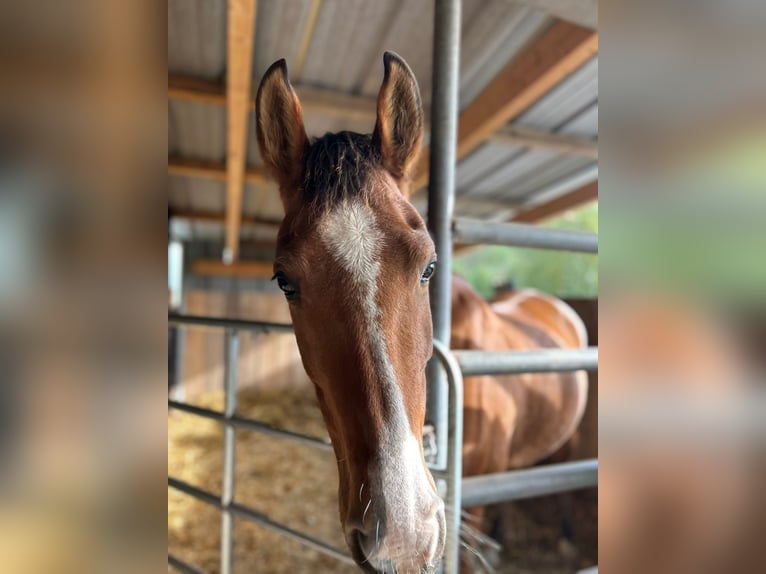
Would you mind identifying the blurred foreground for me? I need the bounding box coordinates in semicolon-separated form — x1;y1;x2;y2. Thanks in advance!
0;0;765;572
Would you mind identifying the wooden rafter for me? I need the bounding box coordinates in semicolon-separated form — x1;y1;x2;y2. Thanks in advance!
169;210;281;228
169;74;597;158
413;21;598;190
168;74;378;123
168;74;225;105
191;259;274;278
224;0;257;263
492;125;597;159
168;157;267;185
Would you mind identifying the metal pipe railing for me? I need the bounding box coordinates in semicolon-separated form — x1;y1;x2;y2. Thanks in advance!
453;219;598;253
168;313;294;334
461;459;598;507
455;347;598;376
168;476;355;566
220;329;238;574
168;400;333;451
168;553;207;574
426;0;462;474
168;308;597;573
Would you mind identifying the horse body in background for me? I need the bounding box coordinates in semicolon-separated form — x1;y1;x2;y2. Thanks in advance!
450;276;589;542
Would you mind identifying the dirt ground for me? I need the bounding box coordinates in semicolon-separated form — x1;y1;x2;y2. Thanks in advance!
169;386;596;573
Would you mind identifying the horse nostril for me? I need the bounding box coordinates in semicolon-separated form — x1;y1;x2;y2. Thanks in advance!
349;522;383;562
349;527;371;564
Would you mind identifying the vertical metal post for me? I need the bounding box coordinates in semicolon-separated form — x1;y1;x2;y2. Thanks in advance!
221;328;240;574
426;0;461;472
168;240;186;401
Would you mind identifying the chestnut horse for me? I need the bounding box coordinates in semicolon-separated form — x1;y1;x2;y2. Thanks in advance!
451;276;589;564
256;53;443;573
256;51;587;572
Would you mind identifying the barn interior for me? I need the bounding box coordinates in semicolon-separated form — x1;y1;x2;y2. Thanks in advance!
168;1;598;573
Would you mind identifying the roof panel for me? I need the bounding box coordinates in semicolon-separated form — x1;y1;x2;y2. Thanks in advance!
513;56;598;133
357;0;435;100
559;102;599;137
168;100;226;163
455;143;521;193
252;0;312;80
168;0;226;78
459;7;549;109
169;176;225;214
467;148;561;198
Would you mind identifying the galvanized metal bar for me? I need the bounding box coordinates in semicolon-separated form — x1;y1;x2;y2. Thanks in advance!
168;312;294;334
461;459;598;507
431;340;464;574
453;219;598;253
168;400;334;451
455;347;598;376
229;502;357;565
426;0;462;479
169;476;222;507
168;554;208;574
168;240;186;401
167;476;354;565
220;329;239;574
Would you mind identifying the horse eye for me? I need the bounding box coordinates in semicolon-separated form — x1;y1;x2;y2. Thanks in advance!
273;274;299;300
420;261;436;285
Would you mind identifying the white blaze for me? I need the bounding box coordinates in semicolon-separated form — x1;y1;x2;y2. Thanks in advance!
320;200;440;563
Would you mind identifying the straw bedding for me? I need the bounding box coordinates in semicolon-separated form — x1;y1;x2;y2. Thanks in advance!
168;386;596;573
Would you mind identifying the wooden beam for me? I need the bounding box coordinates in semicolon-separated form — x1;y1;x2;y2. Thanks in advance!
168;74;225;105
169;210;281;227
511;179;597;223
169;75;595;161
414;21;598;190
168;157;267;185
224;0;257;263
491;125;597;159
168;74;379;123
192;259;274;278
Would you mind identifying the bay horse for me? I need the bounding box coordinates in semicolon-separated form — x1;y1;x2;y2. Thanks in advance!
451;276;589;567
256;52;588;573
256;53;443;573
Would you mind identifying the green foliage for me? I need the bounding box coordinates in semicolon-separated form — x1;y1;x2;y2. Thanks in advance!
452;201;598;299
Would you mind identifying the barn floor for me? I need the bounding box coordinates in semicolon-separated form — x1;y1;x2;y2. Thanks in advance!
168;386;597;573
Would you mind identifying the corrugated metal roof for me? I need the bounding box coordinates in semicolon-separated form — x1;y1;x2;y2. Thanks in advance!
168;0;226;79
168;0;597;244
514;56;598;133
168;100;226;162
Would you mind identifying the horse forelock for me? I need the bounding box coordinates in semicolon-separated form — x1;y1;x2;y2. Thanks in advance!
301;131;383;214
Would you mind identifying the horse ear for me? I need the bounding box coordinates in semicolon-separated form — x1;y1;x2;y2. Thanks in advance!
373;52;424;184
255;59;309;208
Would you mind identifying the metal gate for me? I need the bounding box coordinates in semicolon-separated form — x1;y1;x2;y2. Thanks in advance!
166;317;464;574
